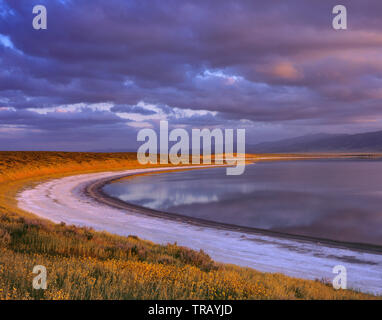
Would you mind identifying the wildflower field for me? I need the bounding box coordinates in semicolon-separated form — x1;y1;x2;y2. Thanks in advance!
0;151;377;299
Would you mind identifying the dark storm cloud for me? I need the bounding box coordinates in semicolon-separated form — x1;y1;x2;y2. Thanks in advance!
0;107;140;151
1;0;382;149
0;107;126;130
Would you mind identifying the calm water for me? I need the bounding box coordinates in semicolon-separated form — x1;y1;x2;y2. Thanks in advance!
103;160;382;246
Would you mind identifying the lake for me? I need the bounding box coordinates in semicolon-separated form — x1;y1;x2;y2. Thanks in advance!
102;160;382;246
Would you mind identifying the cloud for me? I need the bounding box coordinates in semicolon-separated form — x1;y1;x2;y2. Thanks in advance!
267;62;303;81
0;107;125;130
110;104;157;116
1;0;382;149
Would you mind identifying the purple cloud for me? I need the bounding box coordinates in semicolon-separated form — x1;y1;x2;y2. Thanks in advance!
1;0;382;150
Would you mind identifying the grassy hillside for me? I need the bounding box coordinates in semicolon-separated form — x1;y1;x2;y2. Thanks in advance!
0;151;377;299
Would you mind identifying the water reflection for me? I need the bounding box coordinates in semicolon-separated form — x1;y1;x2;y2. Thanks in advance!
103;160;382;245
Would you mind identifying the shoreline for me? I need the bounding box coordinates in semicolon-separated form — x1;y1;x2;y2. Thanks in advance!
88;170;382;254
16;162;382;295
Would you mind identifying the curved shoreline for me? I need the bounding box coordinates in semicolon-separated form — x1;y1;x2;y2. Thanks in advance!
88;171;382;254
17;165;382;295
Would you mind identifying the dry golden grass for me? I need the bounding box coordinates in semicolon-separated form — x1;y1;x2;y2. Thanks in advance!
0;151;378;300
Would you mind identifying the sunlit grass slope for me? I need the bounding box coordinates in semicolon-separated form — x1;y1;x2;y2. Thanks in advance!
0;151;377;299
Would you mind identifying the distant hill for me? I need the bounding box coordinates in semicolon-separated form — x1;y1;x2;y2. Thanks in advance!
249;130;382;153
89;130;382;154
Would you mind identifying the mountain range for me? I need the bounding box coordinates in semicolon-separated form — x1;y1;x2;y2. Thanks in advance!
249;130;382;153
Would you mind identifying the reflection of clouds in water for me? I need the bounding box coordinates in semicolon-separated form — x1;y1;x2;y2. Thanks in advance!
109;182;220;209
107;167;260;210
123;191;218;209
170;190;327;229
103;161;382;245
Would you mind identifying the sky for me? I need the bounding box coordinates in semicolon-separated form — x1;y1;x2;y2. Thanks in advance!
0;0;382;151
